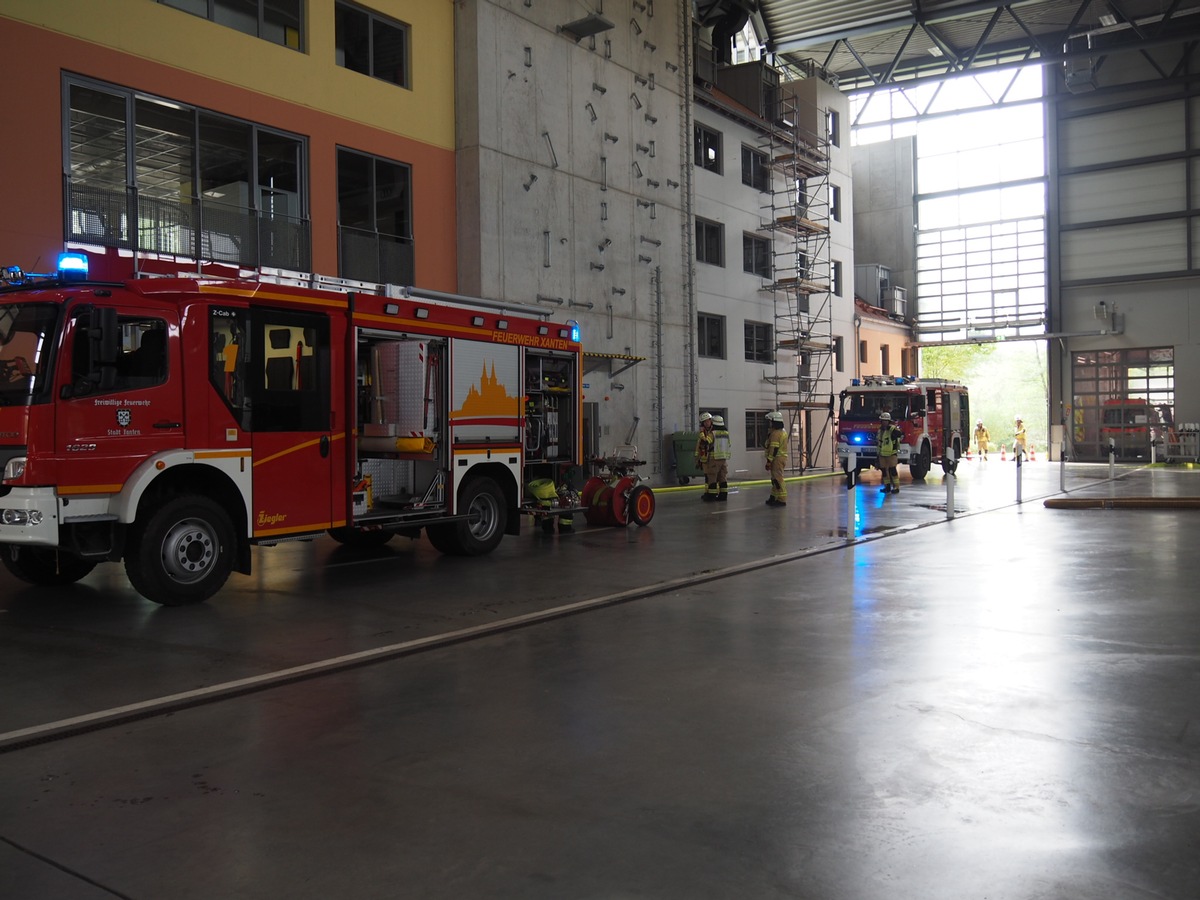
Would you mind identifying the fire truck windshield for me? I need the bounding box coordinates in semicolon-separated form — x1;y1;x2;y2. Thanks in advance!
0;302;59;405
840;391;907;421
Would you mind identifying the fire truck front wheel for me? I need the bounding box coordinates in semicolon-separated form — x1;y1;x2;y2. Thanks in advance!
427;478;507;556
124;495;235;606
909;443;932;481
2;546;97;586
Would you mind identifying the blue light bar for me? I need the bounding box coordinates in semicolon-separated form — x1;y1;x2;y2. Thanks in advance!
566;318;580;342
57;252;89;280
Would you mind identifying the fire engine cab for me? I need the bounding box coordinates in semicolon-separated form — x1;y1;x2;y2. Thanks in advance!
0;256;583;605
836;376;970;480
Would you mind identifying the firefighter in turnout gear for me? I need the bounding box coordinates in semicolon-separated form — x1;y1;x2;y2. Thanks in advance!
1013;416;1028;459
877;411;903;494
696;412;717;501
764;411;787;506
711;415;732;501
973;419;990;460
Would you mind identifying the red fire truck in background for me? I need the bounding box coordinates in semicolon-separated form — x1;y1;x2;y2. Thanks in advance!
836;376;970;480
1099;397;1161;460
0;255;584;605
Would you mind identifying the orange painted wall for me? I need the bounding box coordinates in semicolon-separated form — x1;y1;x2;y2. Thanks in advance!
0;19;456;290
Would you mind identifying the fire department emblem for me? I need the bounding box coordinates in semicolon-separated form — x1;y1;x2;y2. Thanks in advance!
116;409;132;427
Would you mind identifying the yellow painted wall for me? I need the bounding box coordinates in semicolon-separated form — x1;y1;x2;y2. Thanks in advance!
2;0;454;150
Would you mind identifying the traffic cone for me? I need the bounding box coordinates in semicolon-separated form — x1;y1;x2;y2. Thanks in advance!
966;446;973;460
1001;445;1007;462
1029;445;1036;461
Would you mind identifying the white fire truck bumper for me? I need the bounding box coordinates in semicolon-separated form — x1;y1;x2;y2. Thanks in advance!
0;486;61;546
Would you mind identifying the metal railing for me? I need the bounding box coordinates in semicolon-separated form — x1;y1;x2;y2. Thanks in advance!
66;180;310;272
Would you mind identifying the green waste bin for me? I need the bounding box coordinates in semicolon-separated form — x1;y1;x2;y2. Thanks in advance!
671;431;703;485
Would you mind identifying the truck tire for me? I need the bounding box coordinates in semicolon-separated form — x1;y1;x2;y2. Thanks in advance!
427;478;507;556
909;443;931;481
2;546;97;586
124;495;235;606
328;527;393;548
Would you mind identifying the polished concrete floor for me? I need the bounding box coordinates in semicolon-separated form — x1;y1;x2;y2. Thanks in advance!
1;461;1199;899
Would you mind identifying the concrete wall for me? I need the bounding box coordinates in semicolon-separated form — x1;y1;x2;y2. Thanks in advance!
455;0;692;479
851;137;916;302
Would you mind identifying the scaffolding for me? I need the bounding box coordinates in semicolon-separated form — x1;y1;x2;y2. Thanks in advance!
758;89;835;474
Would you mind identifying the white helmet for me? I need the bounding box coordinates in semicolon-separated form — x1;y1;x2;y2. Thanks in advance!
711;415;725;427
766;411;784;424
976;419;983;426
1015;415;1023;422
879;412;891;421
699;412;713;423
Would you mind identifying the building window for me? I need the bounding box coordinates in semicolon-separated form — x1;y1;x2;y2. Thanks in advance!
64;78;309;271
336;2;410;88
696;217;724;266
159;0;303;49
743;234;771;278
694;124;722;174
881;344;891;375
741;145;769;191
745;409;770;449
698;313;726;359
826;109;840;147
859;340;868;364
832;260;843;296
833;336;844;372
745;321;773;363
337;148;414;284
831;184;842;222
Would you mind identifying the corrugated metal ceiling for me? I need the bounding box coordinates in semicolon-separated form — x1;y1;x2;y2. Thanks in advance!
753;0;1200;90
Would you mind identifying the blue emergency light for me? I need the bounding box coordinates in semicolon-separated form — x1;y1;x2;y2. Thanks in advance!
566;318;580;342
57;252;89;280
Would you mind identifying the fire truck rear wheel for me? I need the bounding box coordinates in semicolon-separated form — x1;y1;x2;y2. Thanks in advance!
2;547;97;586
427;478;506;556
125;495;235;606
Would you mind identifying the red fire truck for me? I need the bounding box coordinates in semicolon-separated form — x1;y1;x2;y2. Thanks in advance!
836;376;970;480
0;256;583;605
1099;397;1161;460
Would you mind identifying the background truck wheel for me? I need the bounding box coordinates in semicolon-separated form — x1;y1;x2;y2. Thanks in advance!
909;443;932;481
328;527;393;548
629;485;655;526
2;547;97;586
124;495;235;606
427;478;507;556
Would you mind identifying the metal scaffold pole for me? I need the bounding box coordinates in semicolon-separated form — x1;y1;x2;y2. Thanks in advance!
758;81;835;474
